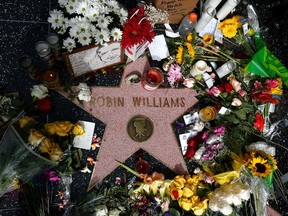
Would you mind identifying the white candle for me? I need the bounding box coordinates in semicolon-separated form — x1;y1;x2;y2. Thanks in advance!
216;0;241;20
190;60;208;76
215;60;237;78
195;7;216;33
204;0;222;10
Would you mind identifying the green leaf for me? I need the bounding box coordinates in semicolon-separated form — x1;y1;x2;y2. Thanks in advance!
234;109;247;120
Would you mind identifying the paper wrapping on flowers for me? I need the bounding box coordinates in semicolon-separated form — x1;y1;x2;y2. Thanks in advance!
124;40;150;61
244;33;288;86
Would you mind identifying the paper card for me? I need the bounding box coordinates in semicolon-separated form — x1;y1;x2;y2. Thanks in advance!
183;112;199;125
73;121;95;150
124;41;150;61
179;133;191;155
148;34;170;61
164;23;180;38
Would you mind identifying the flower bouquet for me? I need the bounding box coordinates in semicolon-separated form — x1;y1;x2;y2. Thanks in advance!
48;0;128;52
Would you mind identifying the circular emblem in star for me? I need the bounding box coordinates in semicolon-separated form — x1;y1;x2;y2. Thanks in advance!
127;115;154;142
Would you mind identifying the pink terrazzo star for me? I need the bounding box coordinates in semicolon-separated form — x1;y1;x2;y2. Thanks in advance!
58;55;198;191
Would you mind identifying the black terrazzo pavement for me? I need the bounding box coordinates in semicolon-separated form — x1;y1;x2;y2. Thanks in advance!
0;0;288;215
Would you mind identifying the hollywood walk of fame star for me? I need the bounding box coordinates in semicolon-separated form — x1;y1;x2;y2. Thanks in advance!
58;55;198;191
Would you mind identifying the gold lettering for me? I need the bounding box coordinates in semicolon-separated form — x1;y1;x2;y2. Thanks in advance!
97;97;105;107
180;97;185;107
171;98;179;107
107;96;112;107
118;97;124;107
153;97;159;107
147;97;153;107
132;97;141;107
163;97;170;107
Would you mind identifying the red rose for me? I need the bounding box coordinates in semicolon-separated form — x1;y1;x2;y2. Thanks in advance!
185;133;202;159
216;84;225;92
37;97;53;113
253;113;265;132
224;82;233;93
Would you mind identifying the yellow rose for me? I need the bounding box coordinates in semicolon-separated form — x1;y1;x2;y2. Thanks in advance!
179;197;193;211
72;123;85;135
192;199;209;216
19;116;36;128
48;144;63;162
173;175;186;189
38;137;53;153
45;121;74;136
12;178;21;190
28;129;45;146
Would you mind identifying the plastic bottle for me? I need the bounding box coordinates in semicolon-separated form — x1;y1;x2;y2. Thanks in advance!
178;13;198;38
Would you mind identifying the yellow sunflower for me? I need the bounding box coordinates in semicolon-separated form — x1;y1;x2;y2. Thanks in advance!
184;42;195;58
248;156;272;178
267;154;278;170
186;33;193;43
202;34;214;45
176;45;184;64
222;24;238;38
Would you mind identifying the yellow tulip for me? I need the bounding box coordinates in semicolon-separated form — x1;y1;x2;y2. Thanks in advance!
192;199;209;216
179;197;193;211
173;175;186;188
72;123;85;135
183;187;194;198
28;129;45;146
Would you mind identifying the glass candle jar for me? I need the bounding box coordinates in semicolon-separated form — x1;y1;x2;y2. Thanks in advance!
45;33;62;61
19;55;41;80
215;60;237;78
141;67;164;91
195;7;216;33
42;70;61;89
199;106;217;121
35;41;55;68
216;0;241;20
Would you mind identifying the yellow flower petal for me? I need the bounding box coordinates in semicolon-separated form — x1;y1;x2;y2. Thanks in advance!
72;123;85;135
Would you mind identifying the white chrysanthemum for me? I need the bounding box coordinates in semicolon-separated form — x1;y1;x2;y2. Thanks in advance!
75;22;90;34
57;28;66;35
75;1;89;15
106;0;119;11
78;32;92;46
48;13;64;29
96;15;110;29
63;38;76;52
94;29;110;45
98;4;109;14
58;0;69;7
84;7;99;22
69;25;81;38
117;7;128;24
89;25;98;37
49;9;63;16
111;28;122;41
65;1;77;14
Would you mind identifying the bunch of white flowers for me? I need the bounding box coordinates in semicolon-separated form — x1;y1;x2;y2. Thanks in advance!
48;0;128;52
209;182;250;215
77;82;91;102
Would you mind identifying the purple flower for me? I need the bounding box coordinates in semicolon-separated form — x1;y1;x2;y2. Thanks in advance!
202;131;209;141
213;125;226;136
207;142;224;150
43;170;61;182
201;150;217;161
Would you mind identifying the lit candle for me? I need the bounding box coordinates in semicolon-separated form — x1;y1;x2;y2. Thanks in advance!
195;7;216;33
204;0;223;10
215;60;237;78
42;70;61;89
216;0;241;20
142;67;164;91
199;106;217;121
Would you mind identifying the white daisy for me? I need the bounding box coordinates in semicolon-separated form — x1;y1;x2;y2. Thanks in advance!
57;28;66;35
76;22;90;33
78;32;92;46
96;15;110;29
58;0;69;7
65;1;77;14
106;0;119;11
111;28;122;41
117;7;128;24
49;9;63;16
48;13;64;29
75;1;88;15
63;38;76;52
68;16;84;27
84;7;99;22
69;25;81;38
94;29;110;45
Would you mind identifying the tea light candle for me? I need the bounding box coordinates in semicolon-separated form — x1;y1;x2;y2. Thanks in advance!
45;33;62;60
35;41;55;68
215;60;237;78
199;106;217;121
195;7;216;33
19;55;41;80
42;70;61;89
142;67;164;91
204;0;223;10
216;0;241;20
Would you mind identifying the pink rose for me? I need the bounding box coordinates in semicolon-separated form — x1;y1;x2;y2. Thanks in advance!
209;86;221;97
238;89;247;97
183;78;196;88
231;98;242;106
228;76;242;92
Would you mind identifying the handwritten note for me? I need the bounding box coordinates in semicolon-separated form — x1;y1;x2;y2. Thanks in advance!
148;34;170;61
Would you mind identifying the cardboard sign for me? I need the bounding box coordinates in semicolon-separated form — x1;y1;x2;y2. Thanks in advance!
146;0;199;24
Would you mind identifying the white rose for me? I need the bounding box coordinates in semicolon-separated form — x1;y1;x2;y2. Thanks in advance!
95;205;108;216
217;201;233;215
183;78;196;88
238;184;250;201
246;141;275;156
31;84;48;99
78;89;91;102
194;146;206;160
208;197;219;212
231;98;242;106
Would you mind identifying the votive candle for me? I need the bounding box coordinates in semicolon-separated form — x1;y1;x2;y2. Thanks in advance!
141;67;164;91
215;60;237;78
199;106;217;121
195;7;216;33
35;41;55;68
42;70;61;89
45;33;62;61
216;0;241;20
